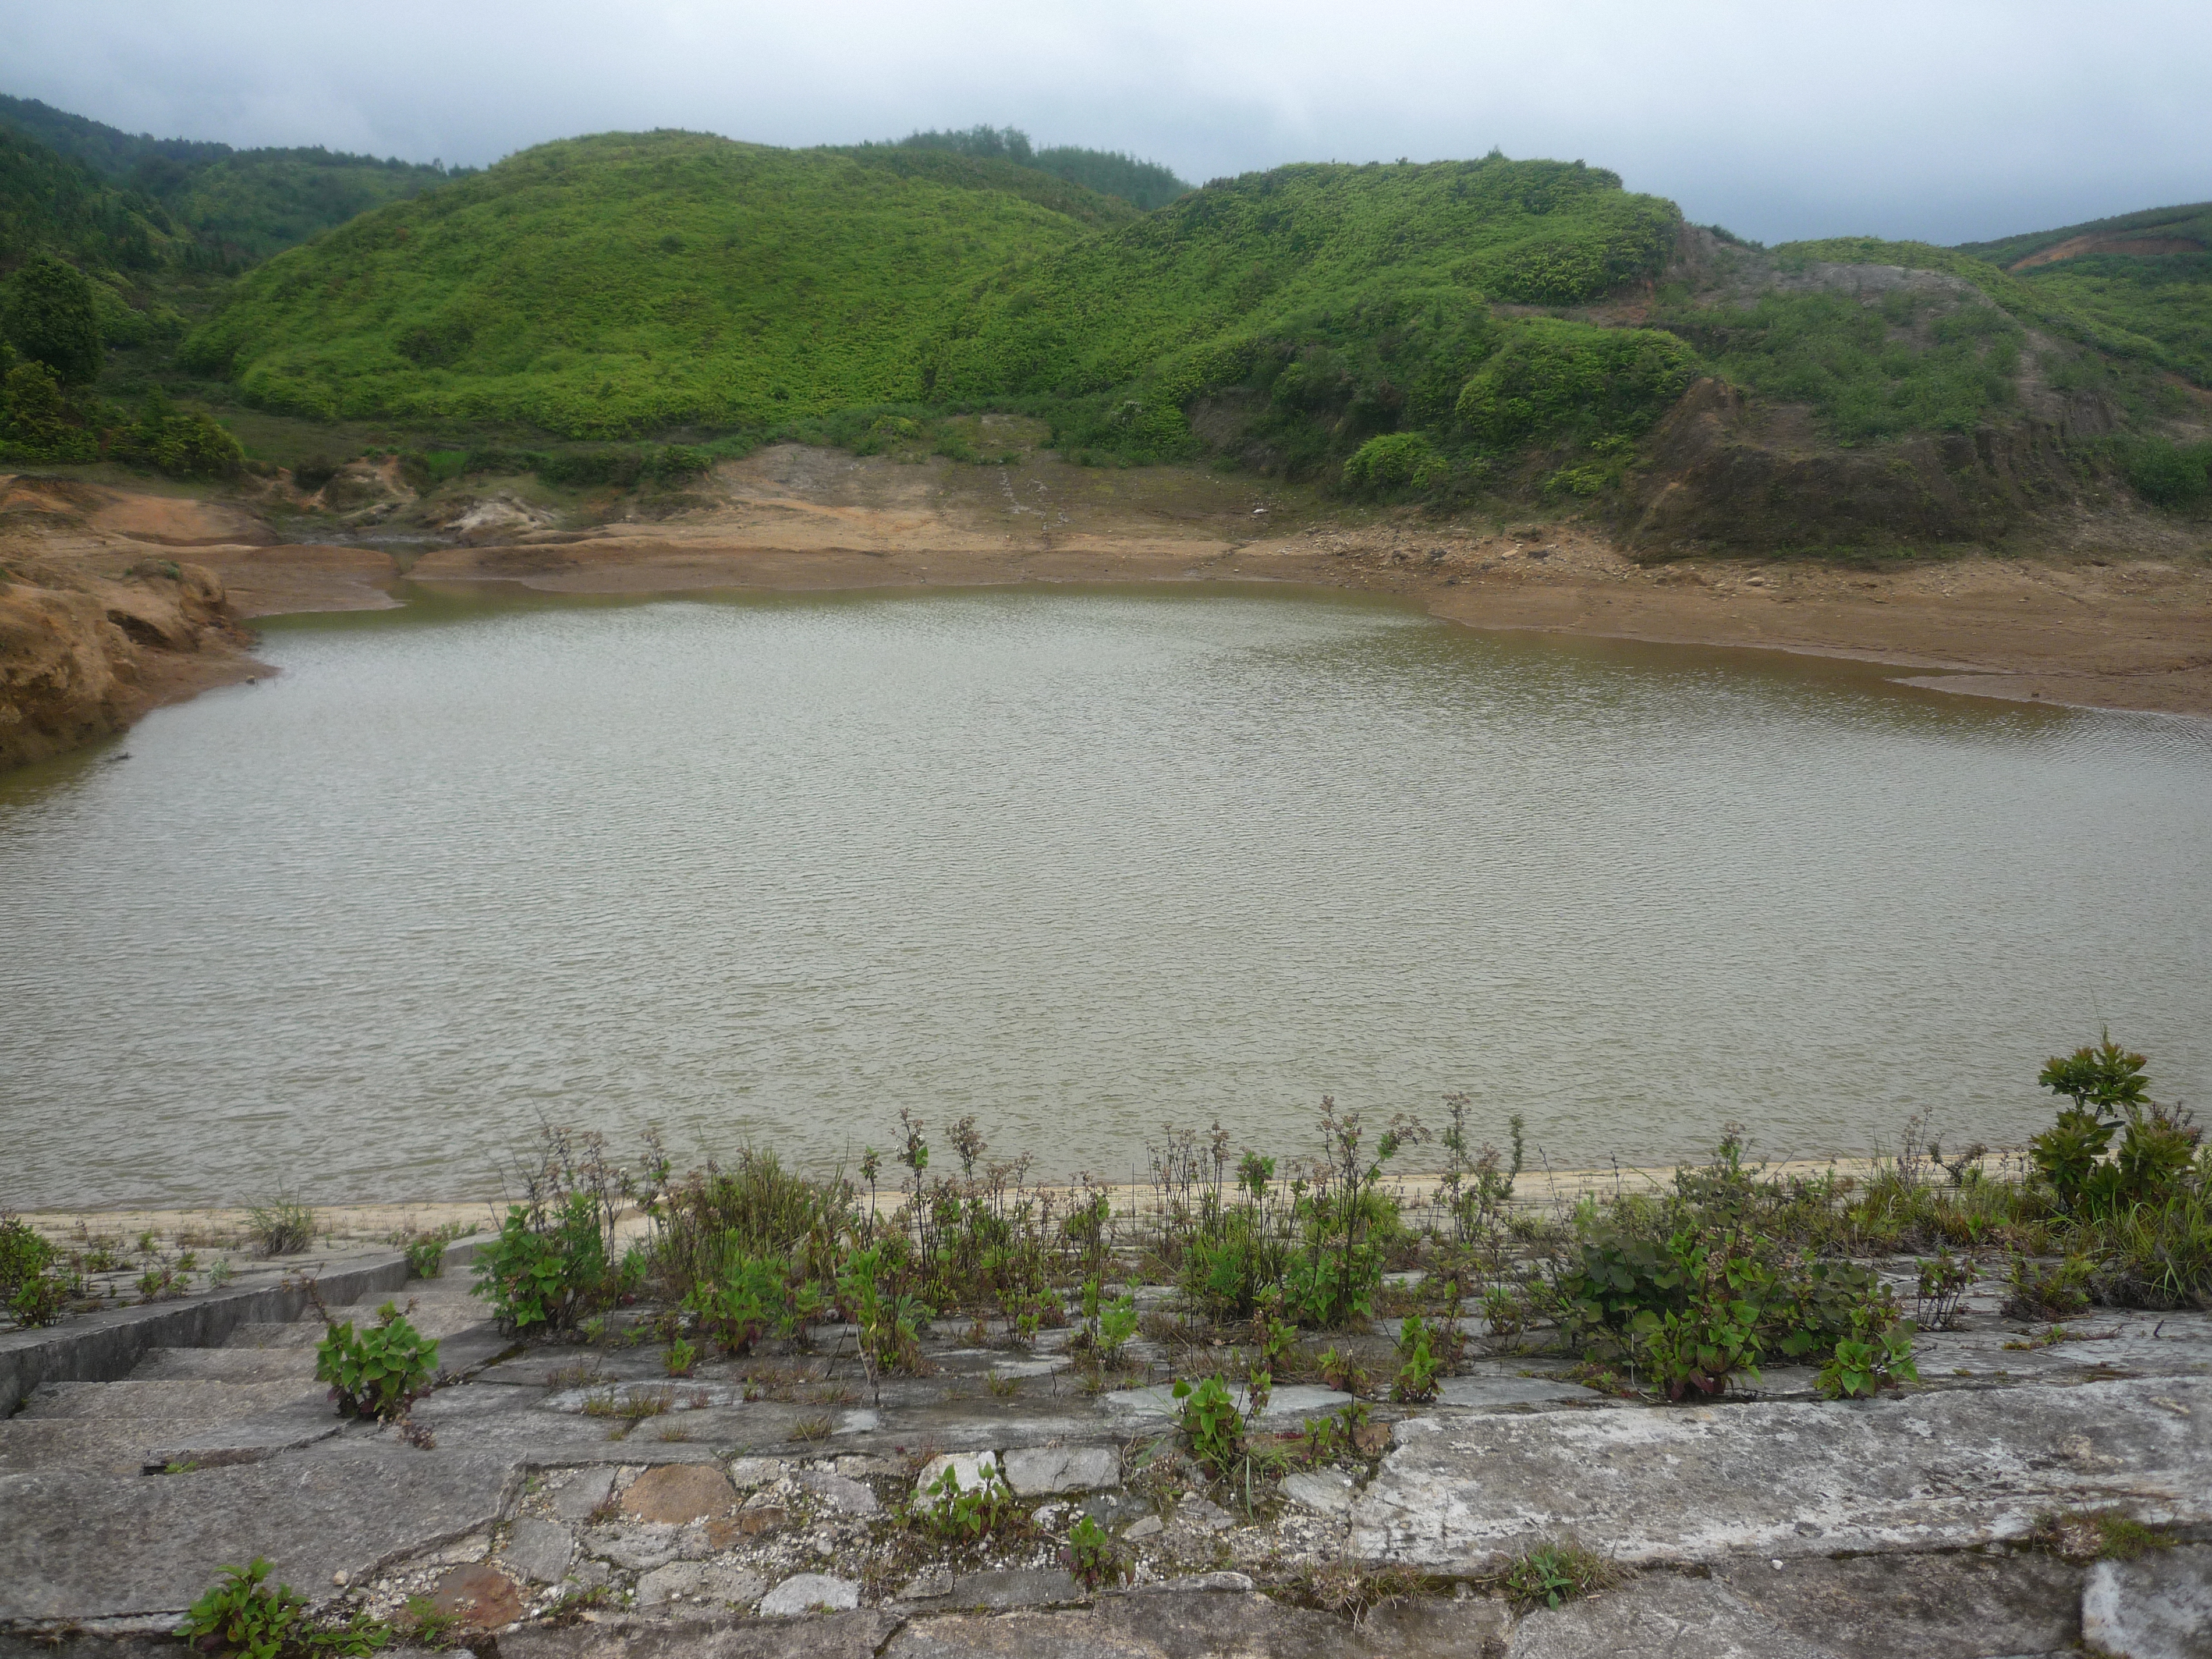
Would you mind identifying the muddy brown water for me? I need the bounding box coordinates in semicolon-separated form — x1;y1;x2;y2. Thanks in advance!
3;582;2208;1210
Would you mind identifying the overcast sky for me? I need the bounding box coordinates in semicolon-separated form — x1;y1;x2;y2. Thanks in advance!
6;1;2207;245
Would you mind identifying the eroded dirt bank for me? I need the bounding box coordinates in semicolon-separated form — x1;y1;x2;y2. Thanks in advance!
0;477;269;772
6;447;2211;775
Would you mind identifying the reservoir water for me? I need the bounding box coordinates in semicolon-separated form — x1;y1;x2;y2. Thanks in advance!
3;582;2208;1210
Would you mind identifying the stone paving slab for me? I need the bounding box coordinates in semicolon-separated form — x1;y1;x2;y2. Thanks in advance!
140;1401;348;1470
0;1416;230;1474
0;1444;519;1621
503;1610;903;1659
1708;1550;2085;1658
1502;1574;1834;1659
1354;1375;2210;1566
19;1378;325;1422
1434;1375;1606;1410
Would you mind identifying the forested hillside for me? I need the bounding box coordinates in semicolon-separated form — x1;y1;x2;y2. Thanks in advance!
4;80;2207;530
0;93;456;264
177;131;1139;433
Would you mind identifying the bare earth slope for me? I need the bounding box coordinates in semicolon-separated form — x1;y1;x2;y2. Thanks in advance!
0;477;268;772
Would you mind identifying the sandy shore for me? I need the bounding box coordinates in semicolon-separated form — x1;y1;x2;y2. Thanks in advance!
18;1151;2023;1247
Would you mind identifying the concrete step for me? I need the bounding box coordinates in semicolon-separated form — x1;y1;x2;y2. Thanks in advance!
223;1321;330;1349
133;1345;321;1383
21;1378;324;1422
0;1416;229;1475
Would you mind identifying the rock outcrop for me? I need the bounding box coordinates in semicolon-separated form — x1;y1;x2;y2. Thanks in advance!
0;549;257;772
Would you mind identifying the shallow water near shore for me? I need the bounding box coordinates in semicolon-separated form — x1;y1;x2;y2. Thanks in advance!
4;581;2209;1210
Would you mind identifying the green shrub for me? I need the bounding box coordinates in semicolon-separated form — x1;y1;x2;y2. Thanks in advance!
315;1301;440;1419
472;1195;614;1334
2032;1031;2201;1218
1816;1310;1919;1398
1390;1313;1441;1402
0;359;96;462
1;1214;74;1327
2115;437;2212;509
1455;318;1697;446
1062;1512;1128;1588
1341;431;1447;494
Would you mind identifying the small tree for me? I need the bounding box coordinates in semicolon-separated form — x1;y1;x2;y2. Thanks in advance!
2;256;103;385
2032;1031;2197;1215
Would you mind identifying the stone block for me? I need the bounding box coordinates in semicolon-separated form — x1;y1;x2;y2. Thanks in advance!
758;1573;860;1616
2083;1544;2212;1659
1504;1573;1827;1658
504;1518;576;1586
554;1466;619;1520
1355;1376;2211;1568
1003;1445;1121;1496
620;1463;736;1523
728;1456;786;1488
1434;1374;1604;1410
0;1444;515;1621
1713;1548;2084;1658
429;1563;523;1631
502;1611;899;1659
946;1569;1084;1610
582;1525;683;1573
634;1563;766;1610
795;1470;880;1513
1281;1470;1355;1516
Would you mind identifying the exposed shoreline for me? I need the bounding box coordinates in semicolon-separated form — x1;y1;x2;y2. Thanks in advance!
8;450;2211;778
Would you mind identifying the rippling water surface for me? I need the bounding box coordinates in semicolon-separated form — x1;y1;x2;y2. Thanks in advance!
4;582;2209;1208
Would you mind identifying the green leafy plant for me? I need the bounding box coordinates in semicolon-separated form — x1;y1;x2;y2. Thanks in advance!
175;1559;388;1659
1317;1345;1372;1397
916;1460;1021;1541
315;1302;440;1419
664;1337;697;1377
1498;1541;1612;1612
1172;1373;1245;1479
1;1214;73;1327
1915;1249;1976;1330
1061;1513;1127;1589
403;1236;447;1279
473;1194;614;1334
1391;1314;1441;1402
1816;1313;1919;1399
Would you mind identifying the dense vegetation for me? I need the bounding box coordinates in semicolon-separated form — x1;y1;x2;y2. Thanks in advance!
0;93;458;264
178;132;1135;434
3;80;2207;520
877;124;1192;212
445;1030;2208;1426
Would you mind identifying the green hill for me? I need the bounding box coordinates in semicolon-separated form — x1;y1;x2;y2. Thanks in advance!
127;110;2212;525
0;93;456;264
179;130;1139;434
928;156;1688;472
1951;202;2212;394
